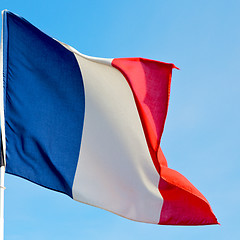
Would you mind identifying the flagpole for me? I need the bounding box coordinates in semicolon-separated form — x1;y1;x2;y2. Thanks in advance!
0;10;5;240
0;165;5;240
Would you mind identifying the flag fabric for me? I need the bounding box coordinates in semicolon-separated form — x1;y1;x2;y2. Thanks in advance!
0;10;218;225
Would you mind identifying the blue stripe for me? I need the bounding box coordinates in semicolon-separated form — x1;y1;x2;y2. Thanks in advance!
3;11;85;197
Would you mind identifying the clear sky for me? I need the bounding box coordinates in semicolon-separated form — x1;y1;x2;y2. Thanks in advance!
0;0;239;239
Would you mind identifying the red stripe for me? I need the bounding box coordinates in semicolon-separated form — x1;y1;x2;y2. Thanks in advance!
112;57;218;225
112;57;175;173
159;166;218;225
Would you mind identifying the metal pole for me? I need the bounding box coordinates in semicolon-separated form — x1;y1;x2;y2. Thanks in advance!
0;165;5;240
0;10;4;240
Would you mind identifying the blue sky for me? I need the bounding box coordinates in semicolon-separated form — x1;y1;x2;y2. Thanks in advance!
1;0;239;239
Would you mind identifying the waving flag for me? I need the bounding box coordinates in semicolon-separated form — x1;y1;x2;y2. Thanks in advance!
0;10;218;225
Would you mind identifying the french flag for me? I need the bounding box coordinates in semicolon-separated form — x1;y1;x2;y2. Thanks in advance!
1;10;218;225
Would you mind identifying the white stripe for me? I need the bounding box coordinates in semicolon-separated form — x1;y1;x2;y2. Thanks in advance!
71;52;163;223
59;41;113;66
